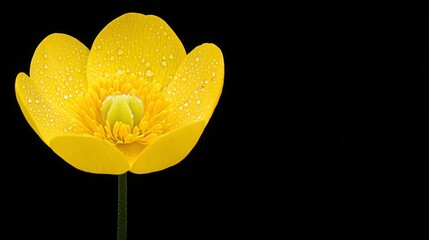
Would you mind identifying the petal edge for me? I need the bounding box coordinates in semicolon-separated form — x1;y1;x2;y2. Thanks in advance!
50;135;130;174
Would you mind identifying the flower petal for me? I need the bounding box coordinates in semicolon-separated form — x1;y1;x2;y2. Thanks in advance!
50;135;130;174
87;12;186;86
30;33;89;114
15;33;89;144
130;121;206;174
166;43;224;127
15;72;76;144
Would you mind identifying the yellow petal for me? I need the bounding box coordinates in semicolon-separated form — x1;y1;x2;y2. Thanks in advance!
15;33;89;144
166;43;224;127
130;121;206;174
87;12;186;86
50;135;130;174
15;72;76;144
30;33;89;114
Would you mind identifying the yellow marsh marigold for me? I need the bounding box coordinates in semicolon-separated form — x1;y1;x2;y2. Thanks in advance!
15;12;224;174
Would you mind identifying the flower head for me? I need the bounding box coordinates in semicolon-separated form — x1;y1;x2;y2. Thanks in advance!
15;12;224;174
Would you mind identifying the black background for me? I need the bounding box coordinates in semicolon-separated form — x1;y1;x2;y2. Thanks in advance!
1;0;428;239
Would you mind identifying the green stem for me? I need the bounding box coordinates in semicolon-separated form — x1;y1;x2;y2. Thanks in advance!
117;173;127;240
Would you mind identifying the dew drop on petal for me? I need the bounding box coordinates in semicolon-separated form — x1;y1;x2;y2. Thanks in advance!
117;48;124;55
145;69;154;77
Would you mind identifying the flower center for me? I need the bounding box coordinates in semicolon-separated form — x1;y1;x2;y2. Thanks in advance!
73;73;177;145
101;94;143;130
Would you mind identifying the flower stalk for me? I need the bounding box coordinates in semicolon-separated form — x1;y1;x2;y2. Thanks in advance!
117;173;127;240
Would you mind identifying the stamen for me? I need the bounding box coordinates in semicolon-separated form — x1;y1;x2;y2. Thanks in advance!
73;73;176;145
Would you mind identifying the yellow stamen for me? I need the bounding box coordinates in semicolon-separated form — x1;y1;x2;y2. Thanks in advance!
73;73;176;145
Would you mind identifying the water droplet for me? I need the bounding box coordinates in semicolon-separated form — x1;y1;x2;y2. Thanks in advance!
110;56;115;61
145;69;154;77
200;86;206;91
196;99;201;104
161;61;167;67
117;49;124;55
182;77;187;82
43;53;48;58
145;62;151;67
169;53;174;59
67;75;73;81
27;98;32;103
117;68;123;75
195;56;200;61
43;64;48;69
63;94;69;99
183;100;189;107
204;79;209;84
178;105;183;111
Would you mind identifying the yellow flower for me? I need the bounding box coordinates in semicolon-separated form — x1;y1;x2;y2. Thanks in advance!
15;12;224;175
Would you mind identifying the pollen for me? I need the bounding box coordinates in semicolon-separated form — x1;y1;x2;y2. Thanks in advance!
73;73;176;145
